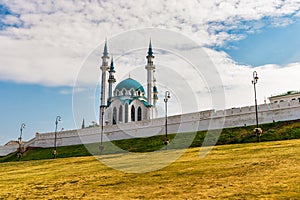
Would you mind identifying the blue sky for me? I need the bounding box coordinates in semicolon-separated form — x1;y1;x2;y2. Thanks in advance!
0;0;300;145
221;20;300;66
0;82;76;143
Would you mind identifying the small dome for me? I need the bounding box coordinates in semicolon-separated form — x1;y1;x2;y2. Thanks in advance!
115;78;145;93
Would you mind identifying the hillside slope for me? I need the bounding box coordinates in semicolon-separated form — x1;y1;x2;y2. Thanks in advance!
0;139;299;199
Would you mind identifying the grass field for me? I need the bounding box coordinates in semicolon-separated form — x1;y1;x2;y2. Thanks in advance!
0;139;299;199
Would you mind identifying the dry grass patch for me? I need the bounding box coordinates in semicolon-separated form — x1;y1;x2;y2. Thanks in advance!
0;140;299;199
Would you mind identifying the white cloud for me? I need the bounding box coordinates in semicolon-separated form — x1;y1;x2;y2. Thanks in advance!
0;0;300;108
204;48;300;108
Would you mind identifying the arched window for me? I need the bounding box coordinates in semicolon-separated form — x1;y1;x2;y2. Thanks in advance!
122;89;126;96
130;89;134;96
125;103;128;123
137;107;142;121
116;90;120;96
113;107;117;125
119;105;123;122
131;105;135;121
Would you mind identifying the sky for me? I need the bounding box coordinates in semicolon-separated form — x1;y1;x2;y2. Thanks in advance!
0;0;300;145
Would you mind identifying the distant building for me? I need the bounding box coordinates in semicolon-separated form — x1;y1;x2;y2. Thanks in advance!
269;91;300;104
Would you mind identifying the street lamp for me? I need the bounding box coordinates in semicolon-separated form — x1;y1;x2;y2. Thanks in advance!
99;106;106;153
53;116;61;158
164;91;171;146
17;123;26;159
252;71;261;142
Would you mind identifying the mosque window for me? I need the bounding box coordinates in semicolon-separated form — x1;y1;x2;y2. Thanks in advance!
116;90;120;96
137;107;142;121
119;105;123;122
125;104;129;123
113;107;117;125
131;105;135;121
138;90;141;96
130;89;134;96
122;89;126;96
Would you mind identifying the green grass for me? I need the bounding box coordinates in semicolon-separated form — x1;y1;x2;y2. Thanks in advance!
1;119;300;162
0;139;299;199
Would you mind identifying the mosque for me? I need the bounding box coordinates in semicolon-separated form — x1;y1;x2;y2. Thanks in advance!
99;40;158;126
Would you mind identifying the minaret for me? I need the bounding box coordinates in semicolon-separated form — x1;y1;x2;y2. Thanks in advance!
145;40;155;107
108;56;116;103
99;40;110;125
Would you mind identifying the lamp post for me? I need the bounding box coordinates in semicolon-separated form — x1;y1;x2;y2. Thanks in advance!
99;106;106;153
164;91;171;146
17;123;26;159
252;71;261;142
53;116;61;158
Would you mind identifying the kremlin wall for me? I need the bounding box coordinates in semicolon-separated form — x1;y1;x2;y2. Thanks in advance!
1;99;300;156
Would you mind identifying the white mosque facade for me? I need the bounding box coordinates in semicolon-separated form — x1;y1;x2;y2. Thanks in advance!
99;41;158;126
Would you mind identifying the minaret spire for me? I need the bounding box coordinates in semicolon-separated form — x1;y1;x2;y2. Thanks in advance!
109;56;115;72
108;55;116;103
103;38;108;57
102;39;109;66
148;38;153;56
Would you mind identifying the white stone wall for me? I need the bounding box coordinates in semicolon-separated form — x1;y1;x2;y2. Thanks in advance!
1;101;300;156
29;101;300;148
0;144;19;156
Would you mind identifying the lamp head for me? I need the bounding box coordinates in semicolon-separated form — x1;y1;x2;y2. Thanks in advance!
252;71;259;84
55;116;62;125
165;91;171;99
20;123;26;131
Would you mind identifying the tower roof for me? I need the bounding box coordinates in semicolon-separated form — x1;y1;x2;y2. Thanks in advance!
115;78;145;93
153;85;158;93
103;40;109;57
147;39;153;56
109;56;115;72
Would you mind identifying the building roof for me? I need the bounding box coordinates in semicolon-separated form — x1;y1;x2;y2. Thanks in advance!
115;78;145;93
153;85;158;93
270;91;300;99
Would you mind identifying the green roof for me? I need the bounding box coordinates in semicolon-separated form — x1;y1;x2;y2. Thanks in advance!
271;91;300;98
153;85;158;93
115;78;145;93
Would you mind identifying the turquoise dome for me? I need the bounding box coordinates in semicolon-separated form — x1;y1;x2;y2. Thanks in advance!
115;78;145;93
